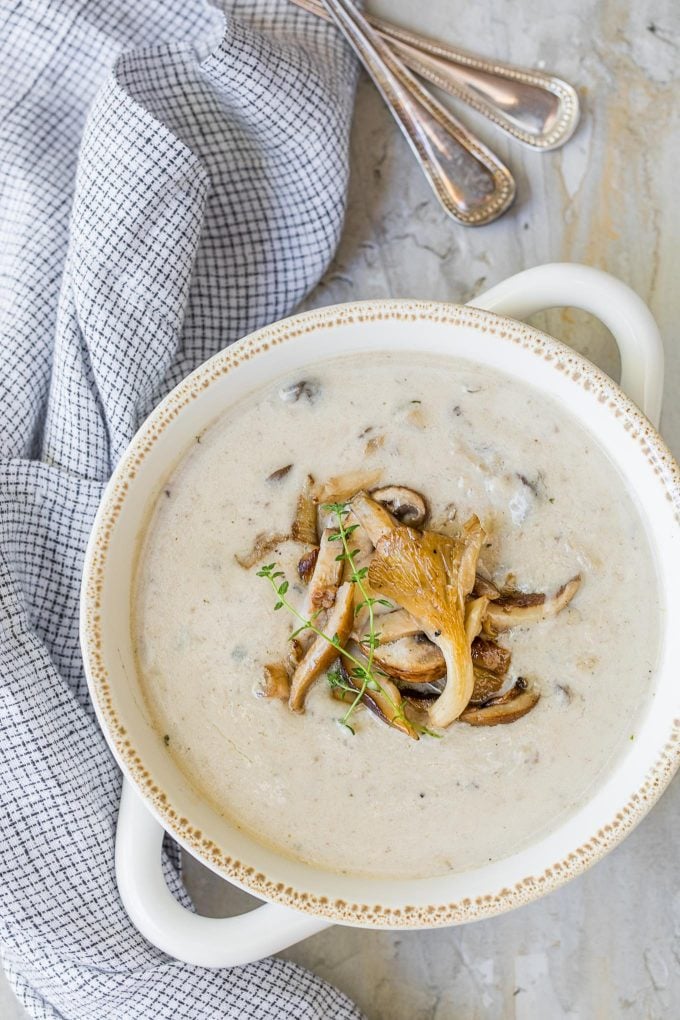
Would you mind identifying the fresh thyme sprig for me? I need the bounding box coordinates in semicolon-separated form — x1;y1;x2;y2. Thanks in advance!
323;501;396;732
257;501;437;738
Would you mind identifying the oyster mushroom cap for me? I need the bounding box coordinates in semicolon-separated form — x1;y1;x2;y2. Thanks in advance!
289;582;354;712
371;486;428;527
485;575;582;633
368;524;474;727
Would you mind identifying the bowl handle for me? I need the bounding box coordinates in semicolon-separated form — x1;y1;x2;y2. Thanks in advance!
116;779;331;967
470;263;664;425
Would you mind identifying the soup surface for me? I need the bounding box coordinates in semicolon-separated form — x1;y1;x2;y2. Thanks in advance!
133;352;659;878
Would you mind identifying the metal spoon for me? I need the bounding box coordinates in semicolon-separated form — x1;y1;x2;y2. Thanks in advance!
316;0;515;226
292;0;580;150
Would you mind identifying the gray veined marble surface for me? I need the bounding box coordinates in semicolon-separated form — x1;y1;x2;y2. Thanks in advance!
3;0;679;1017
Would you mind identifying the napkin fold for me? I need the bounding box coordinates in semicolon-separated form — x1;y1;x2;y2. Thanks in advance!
0;0;362;1015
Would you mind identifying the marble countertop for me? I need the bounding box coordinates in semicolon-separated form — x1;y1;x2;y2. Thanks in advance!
3;0;678;1016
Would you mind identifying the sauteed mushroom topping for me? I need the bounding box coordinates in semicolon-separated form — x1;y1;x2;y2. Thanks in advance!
484;576;582;634
255;477;582;739
371;486;428;527
257;663;291;700
236;531;289;570
288;582;354;712
266;464;293;484
291;474;318;546
459;679;540;726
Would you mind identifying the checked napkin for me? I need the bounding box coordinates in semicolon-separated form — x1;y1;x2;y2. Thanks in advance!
0;0;363;1016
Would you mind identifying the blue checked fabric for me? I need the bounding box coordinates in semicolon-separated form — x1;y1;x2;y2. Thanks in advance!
0;0;363;1016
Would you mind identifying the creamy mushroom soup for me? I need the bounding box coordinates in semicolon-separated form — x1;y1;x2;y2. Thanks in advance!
133;352;660;878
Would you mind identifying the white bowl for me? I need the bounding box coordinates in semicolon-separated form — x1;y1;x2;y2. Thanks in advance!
81;263;680;967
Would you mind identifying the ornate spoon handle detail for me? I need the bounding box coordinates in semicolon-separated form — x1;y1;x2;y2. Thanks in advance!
292;0;580;150
318;0;515;226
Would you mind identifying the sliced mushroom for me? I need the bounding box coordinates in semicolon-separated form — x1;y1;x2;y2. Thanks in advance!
337;658;419;740
349;491;397;544
307;529;344;610
464;596;489;644
473;573;501;600
256;663;290;700
356;608;422;644
316;469;383;504
236;531;288;569
359;634;445;684
297;546;319;584
459;515;485;596
371;486;428;527
471;637;511;676
291;474;317;545
484;575;582;633
291;530;343;665
266;464;293;483
459;679;540;726
469;666;504;705
289;582;354;712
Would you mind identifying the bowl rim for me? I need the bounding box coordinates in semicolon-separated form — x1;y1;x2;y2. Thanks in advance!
81;297;680;928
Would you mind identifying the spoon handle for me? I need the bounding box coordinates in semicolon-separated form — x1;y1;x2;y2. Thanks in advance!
319;0;515;226
291;0;580;150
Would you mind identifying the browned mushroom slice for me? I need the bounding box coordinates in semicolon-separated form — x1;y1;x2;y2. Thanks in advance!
291;530;343;666
266;464;293;483
484;575;582;633
349;490;397;544
357;608;422;644
307;529;344;610
464;596;489;644
289;582;354;712
359;634;446;684
370;486;428;527
459;515;485;596
316;469;383;504
291;474;317;545
469;666;504;705
235;532;288;569
471;638;511;677
473;573;501;600
460;680;540;726
256;663;290;700
297;546;319;584
403;695;437;714
337;659;419;740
